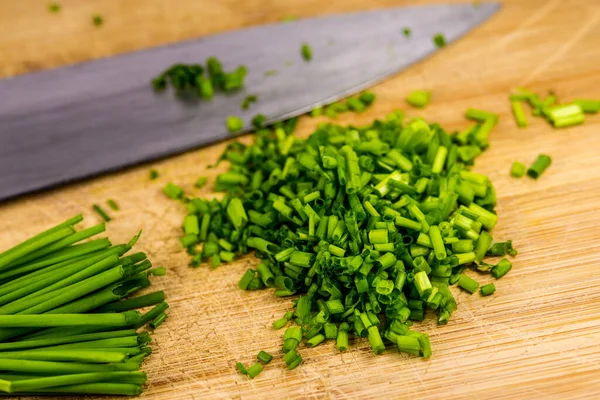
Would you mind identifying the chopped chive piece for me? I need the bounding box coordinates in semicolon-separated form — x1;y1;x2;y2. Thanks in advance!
511;100;528;128
106;199;119;211
92;205;111;222
527;154;551;179
301;43;312;61
480;283;496;296
226;116;244;133
510;161;526;178
406;90;431;108
149;169;159;180
402;28;411;37
246;362;263;379
257;350;273;364
236;362;247;375
195;177;208;189
457;274;479;294
491;258;512;279
163;182;184;199
241;95;258;110
433;33;446;48
574;99;600;113
150;312;167;328
49;3;61;13
396;335;421;356
281;15;297;22
92;15;104;27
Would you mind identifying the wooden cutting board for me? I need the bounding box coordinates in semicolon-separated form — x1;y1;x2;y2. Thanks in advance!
1;0;600;398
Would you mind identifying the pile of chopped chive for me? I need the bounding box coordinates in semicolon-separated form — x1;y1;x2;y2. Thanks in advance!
0;215;167;395
166;103;516;372
310;92;376;119
510;88;599;128
152;58;247;100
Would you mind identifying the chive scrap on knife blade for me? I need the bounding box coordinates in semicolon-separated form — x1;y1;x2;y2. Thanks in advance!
165;99;517;369
0;215;168;395
433;33;446;48
301;43;312;61
227;116;244;133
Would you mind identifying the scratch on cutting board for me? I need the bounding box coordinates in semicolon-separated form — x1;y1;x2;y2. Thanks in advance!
519;12;600;86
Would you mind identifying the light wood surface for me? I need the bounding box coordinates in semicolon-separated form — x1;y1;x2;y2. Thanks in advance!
1;0;600;399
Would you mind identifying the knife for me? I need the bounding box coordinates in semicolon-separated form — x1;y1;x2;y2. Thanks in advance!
0;3;499;201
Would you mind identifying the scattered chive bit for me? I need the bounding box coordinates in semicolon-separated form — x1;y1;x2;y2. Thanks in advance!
107;199;119;211
236;362;248;375
511;100;528;128
509;89;598;128
480;283;496;296
491;258;512;279
152;58;247;98
149;169;159;180
163;182;184;199
92;204;111;222
246;362;263;379
406;90;431;108
226;116;244;133
257;350;273;364
241;95;258;110
92;15;104;27
167;100;516;364
48;3;61;13
195;176;208;189
510;161;526;178
0;215;166;396
264;69;279;77
301;43;312;62
402;28;411;37
433;33;446;48
526;154;552;179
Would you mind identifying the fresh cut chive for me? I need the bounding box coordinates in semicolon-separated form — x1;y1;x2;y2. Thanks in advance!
527;154;552;179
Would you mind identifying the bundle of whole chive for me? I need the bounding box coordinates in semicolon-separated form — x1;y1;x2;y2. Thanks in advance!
169;103;515;369
152;57;247;99
0;215;168;395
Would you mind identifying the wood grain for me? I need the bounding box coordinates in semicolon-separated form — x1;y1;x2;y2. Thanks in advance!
1;0;600;399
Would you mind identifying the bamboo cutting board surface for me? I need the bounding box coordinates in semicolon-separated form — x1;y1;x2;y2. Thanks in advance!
1;0;600;398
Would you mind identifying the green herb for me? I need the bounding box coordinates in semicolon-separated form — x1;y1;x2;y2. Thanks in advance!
480;283;495;296
107;199;119;211
301;43;312;62
0;216;166;395
92;205;111;222
48;3;61;13
406;90;431;108
457;274;479;294
163;182;184;199
257;351;273;364
433;33;446;48
246;362;263;378
491;258;512;279
236;362;248;375
527;154;552;179
226;116;244;133
402;28;411;37
195;177;208;189
510;161;526;178
149;169;159;180
152;58;247;99
574;99;600;113
241;95;258;110
92;15;104;27
166;100;515;366
511;100;528;127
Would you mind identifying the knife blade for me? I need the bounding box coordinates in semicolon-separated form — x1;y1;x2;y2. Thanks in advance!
0;3;499;201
